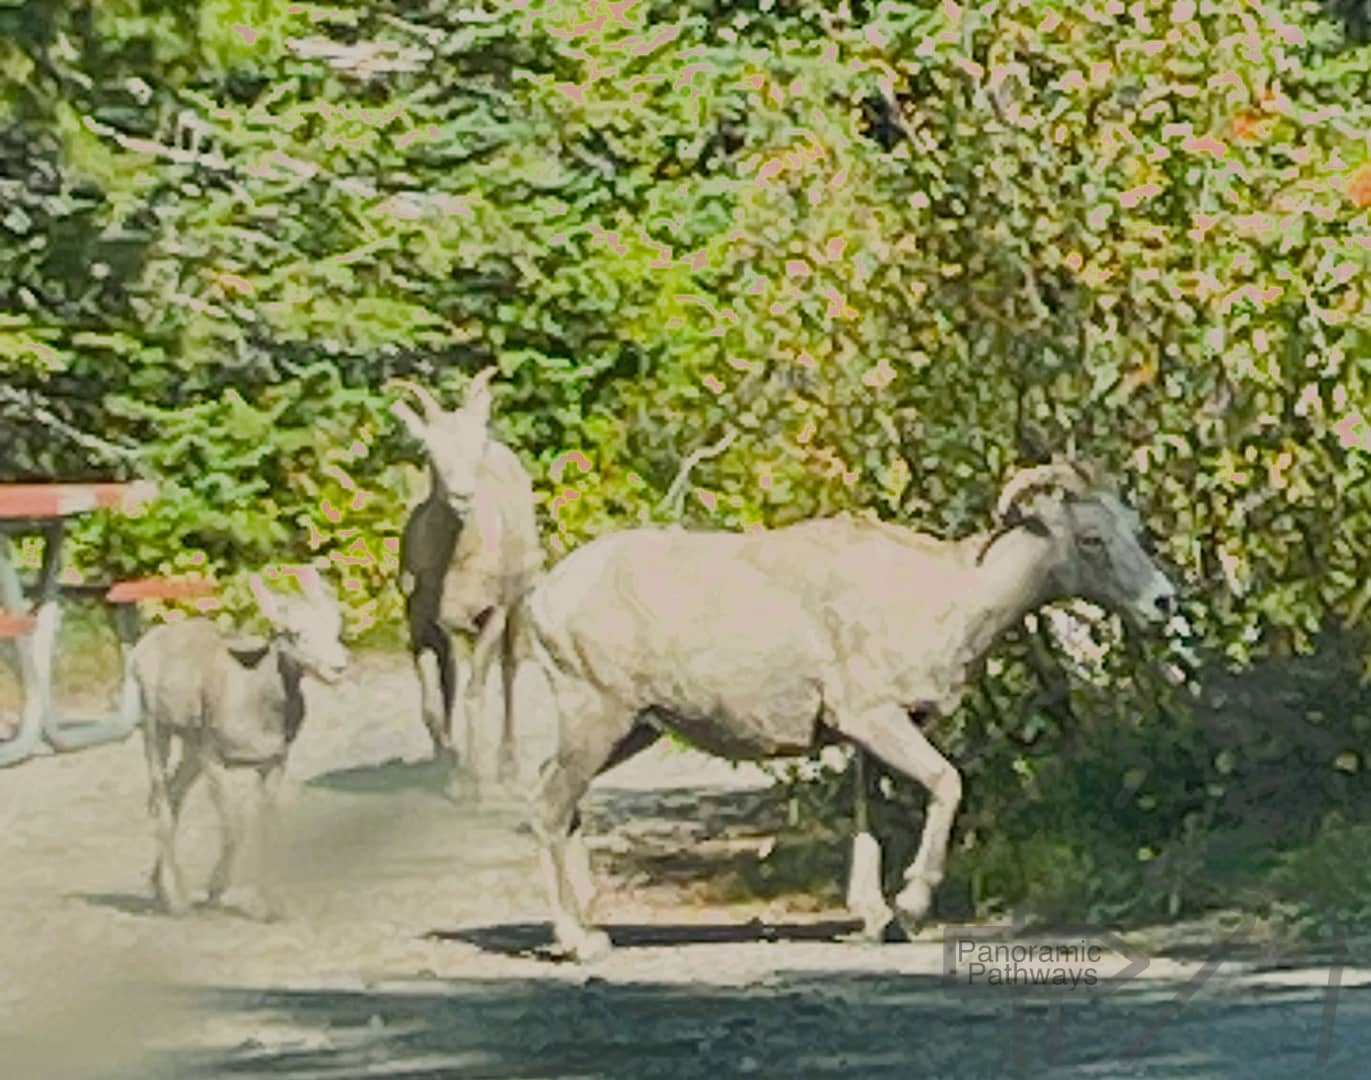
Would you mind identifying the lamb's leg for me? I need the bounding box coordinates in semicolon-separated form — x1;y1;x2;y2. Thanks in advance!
204;757;282;922
836;705;961;938
149;741;201;914
144;726;190;915
203;757;238;904
245;761;287;920
202;756;278;919
845;748;894;941
532;685;636;962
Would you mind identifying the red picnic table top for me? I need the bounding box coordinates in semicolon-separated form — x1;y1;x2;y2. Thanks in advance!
0;481;212;641
0;481;158;520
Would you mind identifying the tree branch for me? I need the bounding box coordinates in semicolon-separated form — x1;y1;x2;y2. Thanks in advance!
655;426;738;519
0;386;142;465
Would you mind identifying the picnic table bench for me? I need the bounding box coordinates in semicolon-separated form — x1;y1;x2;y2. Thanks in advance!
0;483;213;767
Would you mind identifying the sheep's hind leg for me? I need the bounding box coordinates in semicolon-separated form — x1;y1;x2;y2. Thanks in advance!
148;733;199;915
564;723;662;921
532;688;637;962
203;758;278;920
844;750;895;942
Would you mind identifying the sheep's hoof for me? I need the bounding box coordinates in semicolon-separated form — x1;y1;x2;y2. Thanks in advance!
443;771;476;804
893;880;933;940
154;865;190;916
158;886;191;917
206;868;231;905
220;886;283;922
841;905;895;945
559;926;612;964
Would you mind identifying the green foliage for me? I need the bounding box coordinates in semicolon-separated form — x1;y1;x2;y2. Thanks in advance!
1271;817;1371;940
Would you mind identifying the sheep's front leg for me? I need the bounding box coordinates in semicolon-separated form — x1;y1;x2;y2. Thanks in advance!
836;705;961;938
415;643;452;760
464;606;508;798
203;758;281;921
443;637;475;802
203;757;239;904
247;760;288;920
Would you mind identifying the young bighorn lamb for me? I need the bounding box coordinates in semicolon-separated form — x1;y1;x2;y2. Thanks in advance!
514;459;1179;961
132;568;349;920
391;368;543;798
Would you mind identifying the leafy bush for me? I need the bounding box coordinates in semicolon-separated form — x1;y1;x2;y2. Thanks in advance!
2;0;1370;925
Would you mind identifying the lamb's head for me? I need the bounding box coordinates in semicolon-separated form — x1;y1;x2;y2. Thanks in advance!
390;368;496;515
995;458;1177;630
249;569;351;684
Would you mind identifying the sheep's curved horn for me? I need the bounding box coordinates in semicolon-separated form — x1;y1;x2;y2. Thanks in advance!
390;378;443;421
996;458;1096;524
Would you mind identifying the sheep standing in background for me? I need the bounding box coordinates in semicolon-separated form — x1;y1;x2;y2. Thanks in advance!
131;567;349;920
391;368;543;800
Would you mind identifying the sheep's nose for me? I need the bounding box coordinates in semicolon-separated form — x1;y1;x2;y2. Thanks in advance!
1154;593;1176;618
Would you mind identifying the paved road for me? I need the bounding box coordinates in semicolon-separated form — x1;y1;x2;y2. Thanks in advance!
160;966;1371;1078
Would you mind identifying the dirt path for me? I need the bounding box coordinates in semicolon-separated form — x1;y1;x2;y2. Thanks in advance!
1;653;1367;1078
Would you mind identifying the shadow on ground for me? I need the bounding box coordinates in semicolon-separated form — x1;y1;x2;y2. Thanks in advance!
434;918;874;960
155;971;1370;1079
69;891;164;917
304;757;455;797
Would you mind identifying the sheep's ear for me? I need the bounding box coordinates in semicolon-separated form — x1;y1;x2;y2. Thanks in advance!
249;573;285;628
294;563;332;606
390;400;429;442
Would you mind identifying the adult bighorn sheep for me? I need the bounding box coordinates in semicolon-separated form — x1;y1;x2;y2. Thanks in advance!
391;368;543;798
513;459;1178;960
132;567;349;920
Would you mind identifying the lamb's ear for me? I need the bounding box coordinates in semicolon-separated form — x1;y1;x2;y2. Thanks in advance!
294;563;333;607
249;573;285;628
462;365;497;427
390;400;429;443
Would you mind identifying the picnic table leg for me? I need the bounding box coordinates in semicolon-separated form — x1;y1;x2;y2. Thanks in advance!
111;603;143;648
31;522;141;754
0;533;49;767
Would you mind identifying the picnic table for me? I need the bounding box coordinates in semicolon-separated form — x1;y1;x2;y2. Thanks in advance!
0;482;213;768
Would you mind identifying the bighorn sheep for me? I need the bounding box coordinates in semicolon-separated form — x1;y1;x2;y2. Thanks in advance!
514;459;1178;960
390;368;543;798
132;567;349;920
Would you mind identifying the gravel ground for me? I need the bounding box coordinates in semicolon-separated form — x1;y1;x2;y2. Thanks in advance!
1;650;1367;1078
